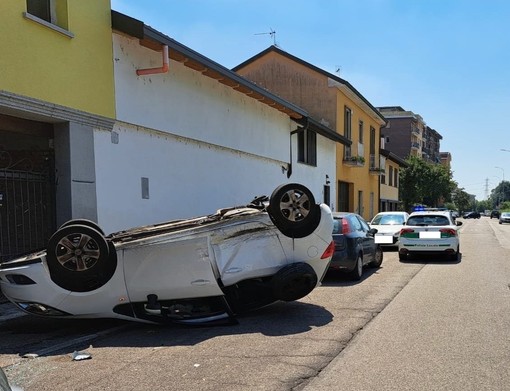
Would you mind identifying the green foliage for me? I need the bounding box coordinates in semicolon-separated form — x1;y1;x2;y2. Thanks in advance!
399;156;456;211
489;181;510;207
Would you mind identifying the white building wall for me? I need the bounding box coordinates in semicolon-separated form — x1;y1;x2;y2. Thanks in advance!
93;35;336;234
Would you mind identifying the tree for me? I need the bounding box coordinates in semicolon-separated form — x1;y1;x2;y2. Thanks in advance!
452;187;472;213
399;155;456;211
489;181;510;208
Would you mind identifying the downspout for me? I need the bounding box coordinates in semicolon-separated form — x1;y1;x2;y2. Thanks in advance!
136;45;169;76
288;122;307;179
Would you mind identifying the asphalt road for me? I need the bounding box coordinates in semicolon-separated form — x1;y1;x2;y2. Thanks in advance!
1;217;509;390
304;217;510;390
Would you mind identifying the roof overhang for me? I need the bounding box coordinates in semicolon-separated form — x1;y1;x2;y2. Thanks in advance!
111;11;307;120
298;117;351;146
380;148;408;167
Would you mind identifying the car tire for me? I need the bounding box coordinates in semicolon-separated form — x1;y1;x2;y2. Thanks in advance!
46;224;116;292
348;254;363;281
398;253;407;262
370;246;383;268
450;246;460;261
271;263;318;302
59;219;105;235
267;183;321;238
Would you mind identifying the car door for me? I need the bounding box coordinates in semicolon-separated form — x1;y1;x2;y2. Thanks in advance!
122;235;225;303
356;216;376;264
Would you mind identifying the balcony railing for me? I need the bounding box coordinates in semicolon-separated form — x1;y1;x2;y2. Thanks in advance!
369;166;385;175
343;155;365;167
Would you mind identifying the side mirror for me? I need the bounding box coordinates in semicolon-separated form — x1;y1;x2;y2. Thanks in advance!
456;221;463;226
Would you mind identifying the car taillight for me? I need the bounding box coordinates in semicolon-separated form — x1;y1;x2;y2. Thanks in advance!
321;241;335;259
342;219;350;234
400;228;416;238
440;228;457;237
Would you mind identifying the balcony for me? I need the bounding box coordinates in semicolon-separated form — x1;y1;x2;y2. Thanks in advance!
343;155;365;167
369;166;385;175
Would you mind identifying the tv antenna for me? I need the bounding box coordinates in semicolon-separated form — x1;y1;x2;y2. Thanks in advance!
255;28;277;46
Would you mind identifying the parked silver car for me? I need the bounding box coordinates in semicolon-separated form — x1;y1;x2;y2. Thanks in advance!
499;212;510;224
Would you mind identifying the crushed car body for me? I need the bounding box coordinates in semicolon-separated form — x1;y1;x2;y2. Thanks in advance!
0;183;334;325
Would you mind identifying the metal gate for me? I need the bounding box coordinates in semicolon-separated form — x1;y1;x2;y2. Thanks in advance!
0;150;55;262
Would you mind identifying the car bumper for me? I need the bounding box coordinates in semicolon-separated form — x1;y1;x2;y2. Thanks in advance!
398;238;459;254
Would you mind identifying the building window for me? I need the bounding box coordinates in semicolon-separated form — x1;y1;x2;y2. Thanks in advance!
297;128;317;166
394;168;398;188
25;0;70;32
389;166;394;186
27;0;51;22
344;106;352;158
358;120;364;144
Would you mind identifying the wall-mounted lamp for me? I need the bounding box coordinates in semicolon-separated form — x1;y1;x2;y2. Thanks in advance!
325;175;330;185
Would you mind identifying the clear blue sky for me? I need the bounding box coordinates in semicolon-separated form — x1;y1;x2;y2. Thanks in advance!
111;0;510;201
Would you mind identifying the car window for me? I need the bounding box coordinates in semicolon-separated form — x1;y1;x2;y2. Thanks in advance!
407;215;450;226
332;219;341;234
349;215;363;231
358;216;370;232
372;214;405;225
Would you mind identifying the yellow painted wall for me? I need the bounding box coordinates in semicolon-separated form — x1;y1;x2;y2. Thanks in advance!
380;162;400;201
335;92;381;220
0;0;115;118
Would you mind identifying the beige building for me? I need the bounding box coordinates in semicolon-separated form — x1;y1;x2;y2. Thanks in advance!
234;46;387;220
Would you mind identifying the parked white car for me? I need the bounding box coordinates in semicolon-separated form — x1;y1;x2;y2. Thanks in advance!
0;183;334;326
398;211;462;261
369;211;409;247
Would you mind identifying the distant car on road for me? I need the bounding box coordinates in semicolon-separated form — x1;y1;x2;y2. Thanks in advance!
398;211;463;261
499;212;510;224
369;211;409;247
491;210;501;219
463;211;481;219
329;212;383;280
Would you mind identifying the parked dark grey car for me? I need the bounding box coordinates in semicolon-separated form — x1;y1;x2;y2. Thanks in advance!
329;212;383;280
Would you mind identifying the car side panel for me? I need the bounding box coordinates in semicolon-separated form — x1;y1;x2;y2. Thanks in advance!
330;234;359;271
123;236;224;302
211;222;286;286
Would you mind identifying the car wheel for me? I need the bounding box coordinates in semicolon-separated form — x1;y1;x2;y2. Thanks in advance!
450;246;460;261
267;183;321;238
59;219;105;235
46;224;115;292
370;246;383;268
348;254;363;281
271;263;318;301
398;253;407;262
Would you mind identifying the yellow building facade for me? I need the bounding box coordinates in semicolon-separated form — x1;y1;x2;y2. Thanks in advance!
0;0;115;118
0;0;115;260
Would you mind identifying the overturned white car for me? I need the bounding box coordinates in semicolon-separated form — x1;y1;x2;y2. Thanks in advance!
0;183;334;325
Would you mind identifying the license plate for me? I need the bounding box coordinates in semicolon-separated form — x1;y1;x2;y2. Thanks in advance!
375;234;393;244
419;231;440;239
